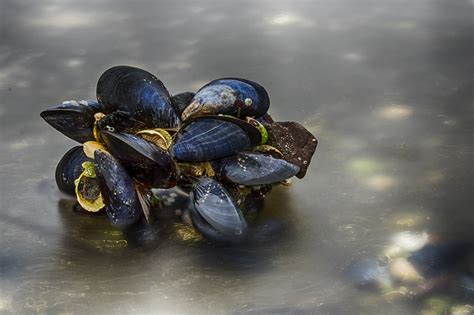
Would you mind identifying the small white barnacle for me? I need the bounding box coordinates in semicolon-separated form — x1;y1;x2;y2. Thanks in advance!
106;125;115;132
78;100;89;106
244;98;253;107
63;100;79;106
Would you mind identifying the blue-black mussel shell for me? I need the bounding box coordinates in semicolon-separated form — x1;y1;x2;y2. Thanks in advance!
100;130;179;188
220;151;300;185
188;177;248;243
40;100;104;143
55;146;91;195
181;78;270;120
172;116;261;161
171;92;195;117
94;150;142;228
96;65;180;129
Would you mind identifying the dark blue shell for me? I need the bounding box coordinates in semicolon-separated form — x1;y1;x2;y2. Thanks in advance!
94;150;141;228
100;131;178;188
40;100;103;143
187;205;231;243
181;78;270;120
55;146;91;195
190;177;247;239
96;110;147;134
256;113;274;124
172;117;261;161
171;92;195;116
96;65;180;129
221;152;300;185
188;205;248;244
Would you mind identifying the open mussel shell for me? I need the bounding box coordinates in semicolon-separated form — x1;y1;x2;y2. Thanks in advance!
172;116;261;161
171;92;195;116
100;130;179;188
74;161;105;212
41;100;103;143
136;128;173;150
96;65;180;129
220;152;300;185
181;78;270;121
189;177;248;242
94;150;142;228
55;146;91;195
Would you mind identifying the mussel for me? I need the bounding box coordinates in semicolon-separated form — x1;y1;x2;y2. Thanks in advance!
55;146;91;195
188;177;248;242
74;161;105;212
185;205;230;243
181;78;270;120
100;130;179;188
40;66;320;239
41;100;104;143
94;150;142;227
96;65;180;129
219;152;300;185
172;116;262;161
171;92;195;116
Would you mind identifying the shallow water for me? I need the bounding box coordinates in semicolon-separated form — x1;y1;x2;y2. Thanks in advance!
1;0;473;314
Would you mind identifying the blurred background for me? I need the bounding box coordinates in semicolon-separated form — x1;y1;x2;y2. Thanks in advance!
1;0;473;314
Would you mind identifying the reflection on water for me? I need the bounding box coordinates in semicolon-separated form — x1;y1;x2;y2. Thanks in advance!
1;0;473;314
377;104;413;120
265;13;316;28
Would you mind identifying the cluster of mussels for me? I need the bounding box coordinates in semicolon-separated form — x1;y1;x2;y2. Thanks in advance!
41;65;317;243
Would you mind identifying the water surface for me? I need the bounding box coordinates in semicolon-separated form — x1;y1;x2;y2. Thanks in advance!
1;0;473;314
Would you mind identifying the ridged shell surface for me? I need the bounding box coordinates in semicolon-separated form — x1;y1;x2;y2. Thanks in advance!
190;177;247;237
222;152;300;185
172;118;256;161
